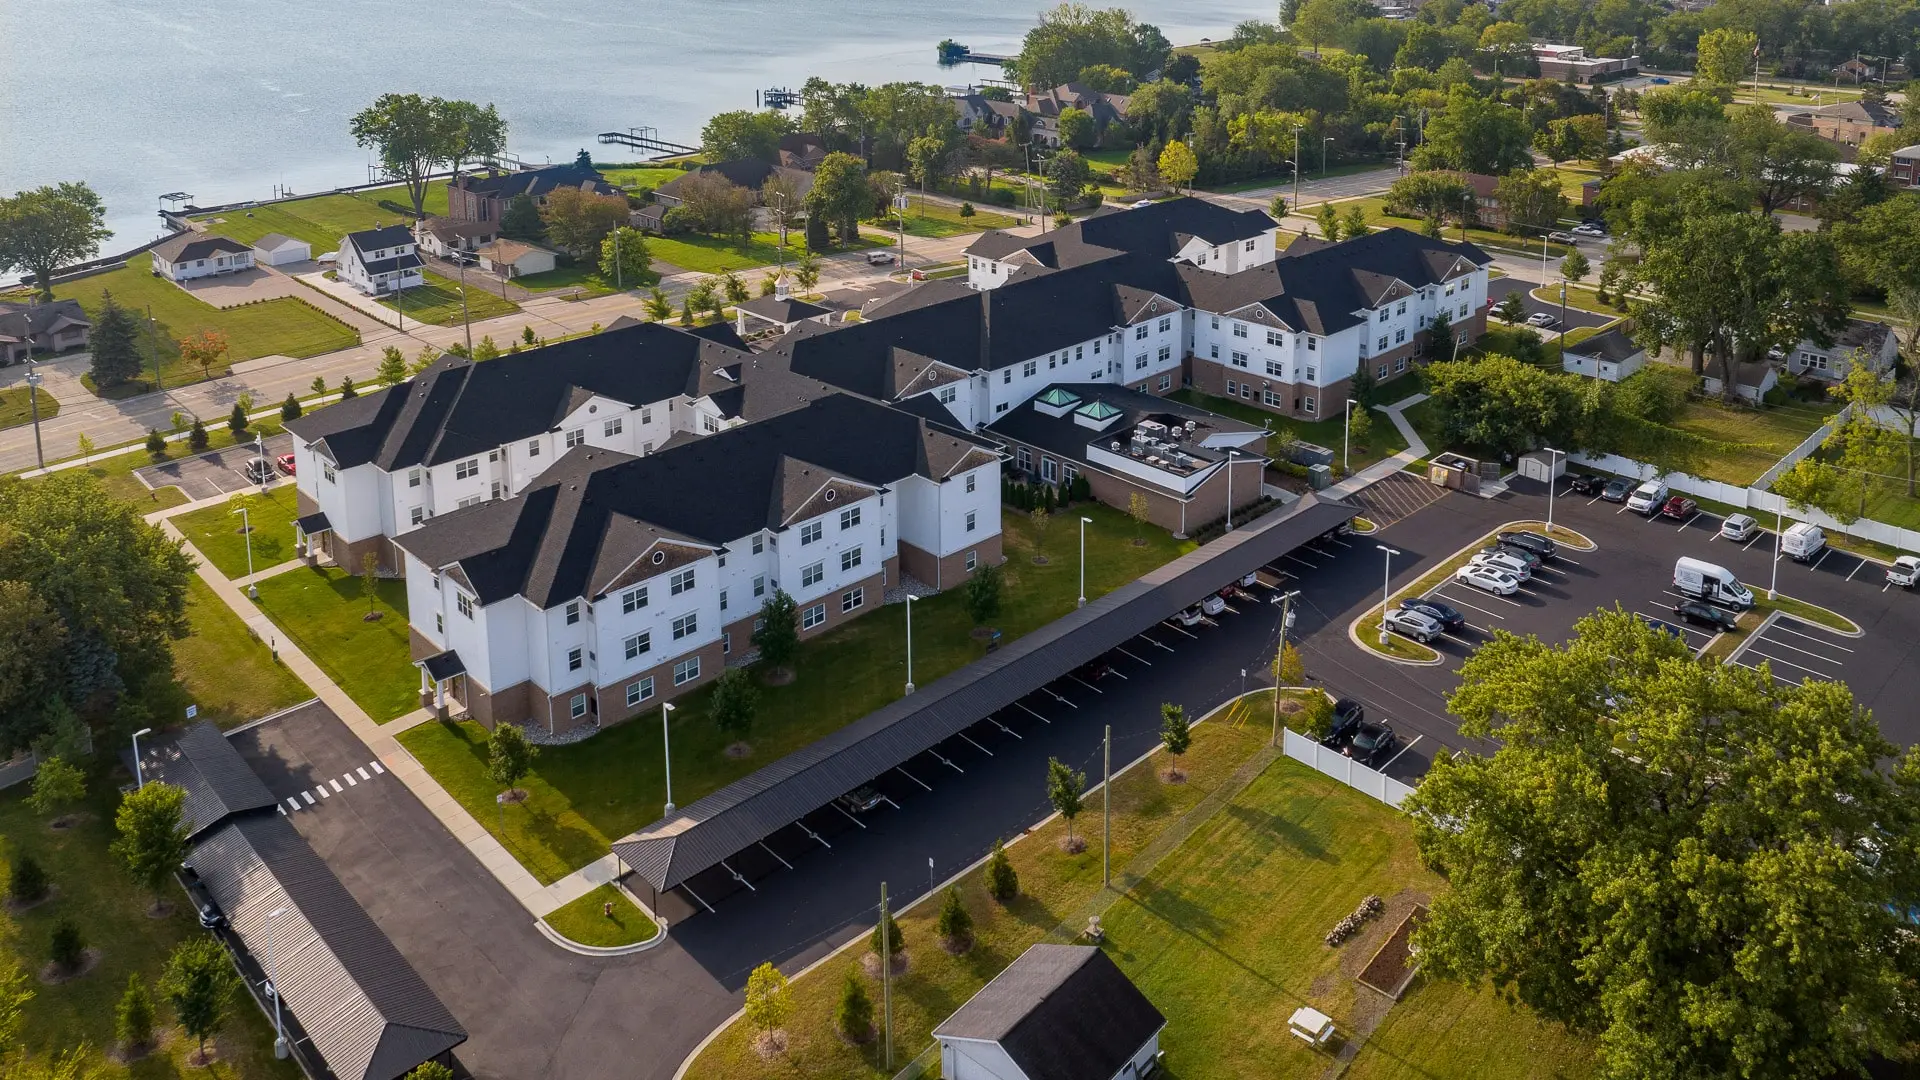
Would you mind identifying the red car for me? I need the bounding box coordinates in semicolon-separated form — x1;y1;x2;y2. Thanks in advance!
275;453;296;476
1659;495;1697;520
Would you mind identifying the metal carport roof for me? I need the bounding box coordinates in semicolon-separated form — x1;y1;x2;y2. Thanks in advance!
612;493;1357;893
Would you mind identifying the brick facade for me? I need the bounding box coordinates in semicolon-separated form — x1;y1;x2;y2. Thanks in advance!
1183;315;1484;424
899;536;1003;590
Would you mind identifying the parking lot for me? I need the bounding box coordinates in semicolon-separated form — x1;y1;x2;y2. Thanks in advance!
1297;473;1920;756
1487;277;1617;333
134;432;292;501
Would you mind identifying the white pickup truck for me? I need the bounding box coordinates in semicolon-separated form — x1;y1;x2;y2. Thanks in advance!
1889;555;1920;589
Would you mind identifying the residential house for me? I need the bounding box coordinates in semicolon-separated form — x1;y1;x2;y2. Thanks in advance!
1785;98;1899;148
283;320;834;573
1531;43;1638;84
391;393;1004;732
776;133;830;170
335;225;424;295
476;239;557;279
1889;144;1920;186
1786;318;1898;382
651;158;815;228
414;217;499;259
1461;173;1503;227
1702;360;1779;403
951;93;1023;137
446;163;619;227
0;298;90;364
1024;83;1132;147
151;233;255;282
933;944;1166;1080
251;233;311;266
985;383;1269;536
1834;58;1878;83
1561;327;1646;381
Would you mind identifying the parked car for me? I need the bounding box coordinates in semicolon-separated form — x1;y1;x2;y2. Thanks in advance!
1201;594;1228;617
1347;719;1398;767
242;458;275;484
1720;513;1758;542
1470;550;1533;581
1675;556;1755;609
1672;600;1740;632
1572;223;1607;237
1382;607;1443;643
1651;76;1670;84
835;786;885;814
1548;231;1576;243
1601;477;1635;502
1782;521;1827;562
275;453;296;476
1072;658;1116;683
1497;531;1557;560
866;250;896;266
1455;564;1520;595
1566;473;1606;497
1174;606;1207;627
1888;555;1920;588
197;903;228;930
1483;543;1540;571
1526;312;1559;328
1626;479;1669;515
1659;495;1698;520
1322;698;1366;748
1400;597;1466;634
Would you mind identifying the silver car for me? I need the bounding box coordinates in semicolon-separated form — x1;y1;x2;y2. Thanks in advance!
1720;514;1758;542
1382;607;1443;643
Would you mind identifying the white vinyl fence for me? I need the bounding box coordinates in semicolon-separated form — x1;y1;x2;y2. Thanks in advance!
1284;729;1416;808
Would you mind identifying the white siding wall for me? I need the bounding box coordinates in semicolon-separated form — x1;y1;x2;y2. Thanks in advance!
939;1038;1026;1080
987;334;1117;419
776;493;892;612
587;552;724;688
1117;310;1187;386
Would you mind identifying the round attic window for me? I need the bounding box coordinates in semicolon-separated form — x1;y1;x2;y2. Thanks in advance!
825;489;837;502
651;551;667;565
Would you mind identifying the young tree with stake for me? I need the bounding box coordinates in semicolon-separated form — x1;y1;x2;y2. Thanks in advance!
116;973;156;1054
1159;703;1191;781
752;591;800;681
985;839;1019;901
936;887;974;952
963;561;1002;628
744;961;791;1043
486;721;537;802
1045;757;1086;851
836;969;874;1041
710;668;759;746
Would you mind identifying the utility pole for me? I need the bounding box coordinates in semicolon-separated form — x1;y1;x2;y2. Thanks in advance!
458;259;473;355
1273;590;1297;747
147;304;163;390
613;228;622;291
1291;125;1303;219
1102;724;1111;887
880;881;894;1070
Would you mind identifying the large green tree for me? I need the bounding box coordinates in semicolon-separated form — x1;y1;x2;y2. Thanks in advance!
1695;26;1759;85
1725;105;1838;215
700;109;795;162
0;182;111;299
1425;353;1582;457
1413;84;1534;175
161;936;238;1063
349;94;505;219
1386;171;1475;223
110;781;192;910
1009;3;1170;87
88;290;145;389
1406;608;1920;1080
805;152;870;244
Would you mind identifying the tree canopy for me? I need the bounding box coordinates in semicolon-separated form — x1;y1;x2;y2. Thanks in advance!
700;109;795;162
349;94;505;218
1009;3;1170;87
0;182;111;299
1406;609;1920;1080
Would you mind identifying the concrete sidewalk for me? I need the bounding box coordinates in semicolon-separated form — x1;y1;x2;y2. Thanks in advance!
1326;392;1429;499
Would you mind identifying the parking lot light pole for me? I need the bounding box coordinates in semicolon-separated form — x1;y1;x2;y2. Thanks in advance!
661;702;676;813
903;595;917;694
132;728;153;788
1225;450;1240;531
266;906;289;1059
1274;589;1299;747
1343;398;1358;475
1770;506;1783;600
1376;545;1400;646
1077;516;1092;607
1542;446;1564;536
234;504;258;599
24;363;45;471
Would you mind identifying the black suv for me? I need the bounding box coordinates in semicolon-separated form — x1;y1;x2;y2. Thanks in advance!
1321;698;1366;748
1496;531;1556;560
1347;719;1398;767
1399;598;1465;635
1602;477;1634;502
1672;600;1739;632
1566;473;1605;497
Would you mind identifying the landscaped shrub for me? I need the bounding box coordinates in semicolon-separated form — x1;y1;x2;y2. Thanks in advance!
985;839;1019;901
9;853;48;903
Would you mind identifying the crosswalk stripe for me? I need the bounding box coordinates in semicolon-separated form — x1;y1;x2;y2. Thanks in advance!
343;772;357;786
301;791;315;806
368;760;385;775
285;797;302;812
356;767;371;781
317;785;330;798
329;779;343;793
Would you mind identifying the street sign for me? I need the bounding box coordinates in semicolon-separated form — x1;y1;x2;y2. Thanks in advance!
185;704;198;719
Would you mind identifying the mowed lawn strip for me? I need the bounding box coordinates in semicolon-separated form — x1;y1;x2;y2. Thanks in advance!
175;575;315;728
253;565;418;722
892;200;1021;239
0;786;302;1078
0;385;59;429
397;505;1195;884
174;485;302;579
684;719;1271;1080
376;271;519;326
1664;399;1841;486
192;182;451;251
542;884;660;948
1103;754;1591;1080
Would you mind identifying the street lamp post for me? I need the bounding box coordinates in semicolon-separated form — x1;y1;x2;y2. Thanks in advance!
1542;446;1564;535
1770;505;1783;600
1322;136;1334;176
457;259;473;355
661;702;676;812
1376;545;1400;646
1225;449;1240;531
1292;126;1303;217
1077;516;1092;607
234;504;258;599
1343;398;1359;475
132;727;153;788
265;906;289;1059
903;594;917;694
24;363;45;471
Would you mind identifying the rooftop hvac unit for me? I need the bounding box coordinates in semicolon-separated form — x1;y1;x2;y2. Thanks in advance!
1110;441;1123;451
1185;420;1197;432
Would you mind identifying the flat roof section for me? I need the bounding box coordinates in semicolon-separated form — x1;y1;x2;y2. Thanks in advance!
613;493;1357;894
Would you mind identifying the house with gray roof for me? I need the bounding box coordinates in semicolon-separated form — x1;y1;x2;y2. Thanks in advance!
1786;318;1898;383
1561;326;1647;382
389;392;1003;733
0;298;90;364
336;225;424;296
934;944;1166;1080
151;231;255;282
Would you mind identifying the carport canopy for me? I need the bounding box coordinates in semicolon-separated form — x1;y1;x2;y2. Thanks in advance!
612;493;1358;894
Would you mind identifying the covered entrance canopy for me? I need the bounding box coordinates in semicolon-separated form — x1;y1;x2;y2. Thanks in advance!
613;493;1356;895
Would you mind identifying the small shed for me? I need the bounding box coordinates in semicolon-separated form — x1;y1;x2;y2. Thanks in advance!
1560;327;1645;382
933;944;1166;1080
1701;361;1779;404
477;239;557;279
252;233;312;266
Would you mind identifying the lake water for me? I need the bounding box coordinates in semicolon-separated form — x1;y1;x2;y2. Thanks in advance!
1;0;1272;248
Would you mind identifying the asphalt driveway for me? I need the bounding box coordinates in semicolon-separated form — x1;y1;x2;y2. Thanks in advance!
136;432;292;500
1488;276;1616;333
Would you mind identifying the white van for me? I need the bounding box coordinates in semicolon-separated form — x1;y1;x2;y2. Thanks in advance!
1674;557;1754;609
1626;479;1669;515
1781;522;1827;562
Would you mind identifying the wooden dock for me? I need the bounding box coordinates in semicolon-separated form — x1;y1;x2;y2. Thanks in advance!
596;127;701;159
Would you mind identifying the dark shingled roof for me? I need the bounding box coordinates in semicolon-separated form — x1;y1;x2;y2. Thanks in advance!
153;232;253;264
286;321;832;471
934;945;1166;1080
392;393;1000;608
451;163;617;200
345;225;417;254
963;196;1273;268
612;493;1357;892
136;721;279;839
187;814;466;1080
736;295;832;324
1565;326;1644;364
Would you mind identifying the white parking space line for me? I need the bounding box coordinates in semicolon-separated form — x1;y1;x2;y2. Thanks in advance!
1740;649;1832;679
368;760;384;774
1847;560;1866;582
1743;533;1766;550
1429;589;1505;620
1069;674;1104;694
958;731;994;756
1015;702;1053;724
1284;553;1320;570
1160;620;1199;639
1115;646;1150;666
1138;633;1175;652
895;765;932;791
1676;513;1698;531
300;791;315;806
1764;622;1855;652
356;766;371;781
1732;660;1800;685
1809;549;1833;572
1380;734;1423;772
1748;635;1845;665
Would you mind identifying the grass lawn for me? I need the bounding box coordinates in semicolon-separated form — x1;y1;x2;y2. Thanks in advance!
174;485;302;579
54;257;359;395
193;182;449;251
889;199;1020;239
514;263;620;297
1665;399;1839;486
600;166;686;192
1105;754;1592;1080
174;576;314;728
648;232;874;274
1861;483;1920;533
398;504;1196;884
0;784;302;1079
376;271;519;326
1170;389;1412;477
541;885;659;948
253;565;417;722
1533;283;1626;317
0;384;59;430
684;717;1271;1079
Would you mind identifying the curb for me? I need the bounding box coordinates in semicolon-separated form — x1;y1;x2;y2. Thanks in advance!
532;906;668;958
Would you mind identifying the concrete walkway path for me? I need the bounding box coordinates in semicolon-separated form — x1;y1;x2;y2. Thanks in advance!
1326;392;1429;499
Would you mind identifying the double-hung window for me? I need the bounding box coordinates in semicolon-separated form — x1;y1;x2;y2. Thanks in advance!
455;459;479;480
673;657;700;685
839;506;861;530
801;603;826;630
627;678;653;706
841;547;862;572
800;521;823;545
603;418;623;438
802;561;824;588
622;586;647;613
842;587;864;613
671;612;697;640
669;568;695;595
565;429;585;449
624;632;650;660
